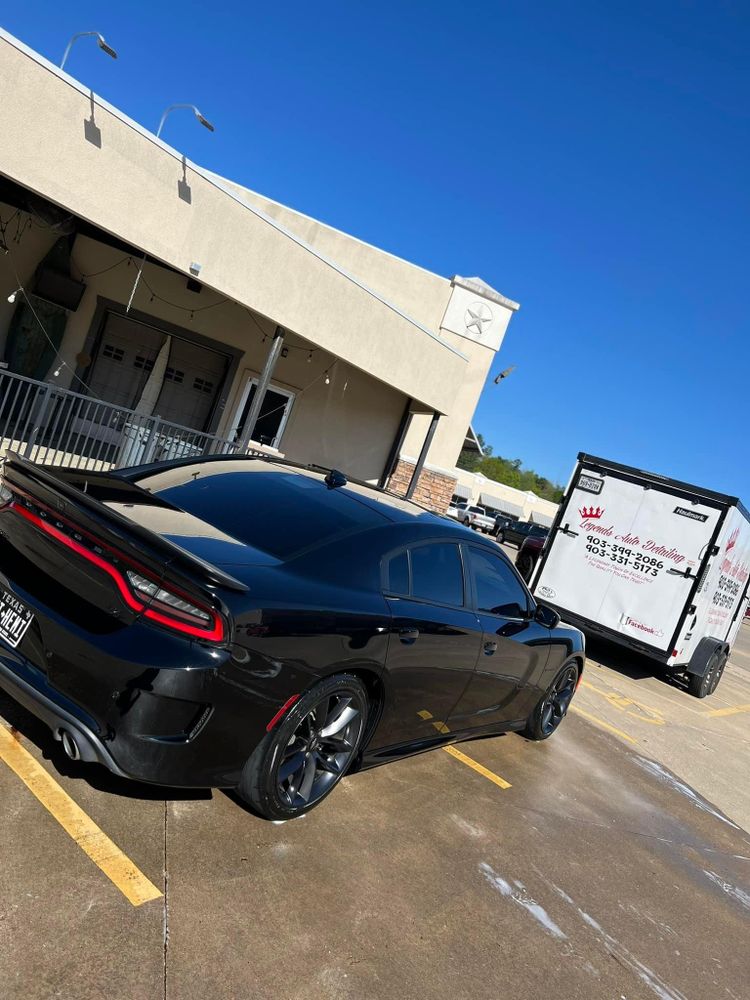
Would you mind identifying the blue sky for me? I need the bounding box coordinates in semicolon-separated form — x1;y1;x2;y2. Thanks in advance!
4;2;748;497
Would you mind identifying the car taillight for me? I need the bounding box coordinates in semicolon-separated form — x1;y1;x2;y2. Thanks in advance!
10;501;225;642
126;571;217;633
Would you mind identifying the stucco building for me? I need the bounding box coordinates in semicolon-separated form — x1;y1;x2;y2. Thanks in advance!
0;28;519;511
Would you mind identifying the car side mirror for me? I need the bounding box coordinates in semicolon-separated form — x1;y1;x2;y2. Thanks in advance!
534;603;560;629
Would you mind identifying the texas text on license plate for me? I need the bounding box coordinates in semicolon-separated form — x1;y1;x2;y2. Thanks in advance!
0;589;34;648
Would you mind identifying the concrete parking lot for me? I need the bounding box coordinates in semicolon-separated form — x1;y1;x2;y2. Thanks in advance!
1;560;748;1000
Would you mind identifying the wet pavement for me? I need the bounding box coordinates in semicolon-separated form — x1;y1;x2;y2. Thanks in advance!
1;619;749;1000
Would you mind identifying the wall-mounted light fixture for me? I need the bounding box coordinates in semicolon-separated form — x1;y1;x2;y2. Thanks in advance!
61;32;118;71
157;105;215;139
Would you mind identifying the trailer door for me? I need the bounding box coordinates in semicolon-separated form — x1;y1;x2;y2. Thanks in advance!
533;467;722;655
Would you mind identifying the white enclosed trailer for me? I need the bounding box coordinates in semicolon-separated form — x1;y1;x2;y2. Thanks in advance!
530;454;750;697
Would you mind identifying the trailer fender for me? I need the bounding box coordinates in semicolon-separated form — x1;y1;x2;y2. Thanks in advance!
685;637;725;678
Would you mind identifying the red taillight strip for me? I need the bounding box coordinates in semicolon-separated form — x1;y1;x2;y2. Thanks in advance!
143;605;224;642
266;694;301;732
11;502;224;642
13;503;144;613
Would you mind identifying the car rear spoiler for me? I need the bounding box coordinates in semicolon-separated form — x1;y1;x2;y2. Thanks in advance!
1;454;248;594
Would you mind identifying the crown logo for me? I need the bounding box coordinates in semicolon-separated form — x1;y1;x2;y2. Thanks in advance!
579;506;604;519
726;528;739;553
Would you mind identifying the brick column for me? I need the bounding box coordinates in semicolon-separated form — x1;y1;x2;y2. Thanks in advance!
387;459;457;515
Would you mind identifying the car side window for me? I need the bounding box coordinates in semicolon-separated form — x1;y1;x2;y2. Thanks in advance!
468;547;529;619
410;543;464;607
385;550;409;595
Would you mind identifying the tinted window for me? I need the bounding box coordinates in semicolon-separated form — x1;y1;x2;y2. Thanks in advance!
385;550;409;594
149;467;387;559
469;548;529;618
530;525;548;538
410;543;464;606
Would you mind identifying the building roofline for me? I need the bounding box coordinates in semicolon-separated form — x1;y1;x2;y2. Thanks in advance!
0;27;470;365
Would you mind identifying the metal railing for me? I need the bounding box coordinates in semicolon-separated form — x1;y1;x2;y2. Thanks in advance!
0;368;242;471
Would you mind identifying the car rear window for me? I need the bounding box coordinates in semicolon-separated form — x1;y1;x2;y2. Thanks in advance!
149;468;388;559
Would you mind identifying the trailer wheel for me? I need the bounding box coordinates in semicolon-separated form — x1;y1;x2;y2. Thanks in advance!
687;648;727;699
516;552;535;583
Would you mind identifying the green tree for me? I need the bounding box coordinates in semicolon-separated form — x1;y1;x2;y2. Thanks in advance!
464;433;564;503
456;432;492;472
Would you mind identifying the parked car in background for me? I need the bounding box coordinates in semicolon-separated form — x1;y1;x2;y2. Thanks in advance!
493;514;515;536
446;499;462;520
497;519;550;548
0;454;585;820
516;534;547;582
457;504;496;534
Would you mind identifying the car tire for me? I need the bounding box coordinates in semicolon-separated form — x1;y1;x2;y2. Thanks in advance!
687;649;727;699
497;531;505;544
516;552;535;582
522;662;579;741
236;673;368;820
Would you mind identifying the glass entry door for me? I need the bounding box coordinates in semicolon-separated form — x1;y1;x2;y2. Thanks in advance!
230;377;295;449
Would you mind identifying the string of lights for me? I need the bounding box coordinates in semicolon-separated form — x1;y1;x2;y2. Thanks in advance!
5;252;94;392
2;209;323;359
2;227;332;414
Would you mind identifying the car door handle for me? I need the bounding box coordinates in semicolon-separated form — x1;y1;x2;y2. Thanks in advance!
483;641;498;655
399;627;420;644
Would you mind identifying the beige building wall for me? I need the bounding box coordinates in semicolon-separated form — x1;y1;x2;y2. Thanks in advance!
0;29;521;496
0;32;469;418
211;176;454;336
0;223;404;482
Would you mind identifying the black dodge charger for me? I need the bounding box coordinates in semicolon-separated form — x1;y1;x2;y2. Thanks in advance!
0;454;584;820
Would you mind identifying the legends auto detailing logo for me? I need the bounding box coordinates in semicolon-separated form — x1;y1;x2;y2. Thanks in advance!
578;505;604;520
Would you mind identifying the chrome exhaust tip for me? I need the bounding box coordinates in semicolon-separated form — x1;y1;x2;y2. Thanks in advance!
60;729;81;762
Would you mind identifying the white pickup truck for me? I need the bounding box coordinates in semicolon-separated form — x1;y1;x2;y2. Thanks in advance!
456;503;496;534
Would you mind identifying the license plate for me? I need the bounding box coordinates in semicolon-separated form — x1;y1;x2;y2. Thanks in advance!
0;589;34;649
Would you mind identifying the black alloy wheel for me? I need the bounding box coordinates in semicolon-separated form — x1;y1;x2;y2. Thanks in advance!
523;663;579;741
237;674;368;820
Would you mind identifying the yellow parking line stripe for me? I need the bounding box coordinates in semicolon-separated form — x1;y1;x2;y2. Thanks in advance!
442;744;512;789
0;726;162;907
417;709;433;720
706;703;750;718
570;705;638;744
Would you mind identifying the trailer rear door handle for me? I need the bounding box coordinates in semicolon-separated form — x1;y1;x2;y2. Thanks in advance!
559;523;579;538
668;567;695;579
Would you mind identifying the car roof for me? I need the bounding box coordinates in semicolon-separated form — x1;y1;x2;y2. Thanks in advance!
118;453;474;550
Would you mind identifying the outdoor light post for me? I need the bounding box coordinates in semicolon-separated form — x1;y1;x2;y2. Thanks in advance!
157;104;215;139
60;32;118;71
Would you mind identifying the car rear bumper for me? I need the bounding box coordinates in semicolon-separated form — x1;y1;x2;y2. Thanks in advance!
0;637;270;789
0;651;129;776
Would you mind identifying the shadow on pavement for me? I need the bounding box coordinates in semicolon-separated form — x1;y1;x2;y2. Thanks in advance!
585;635;690;692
